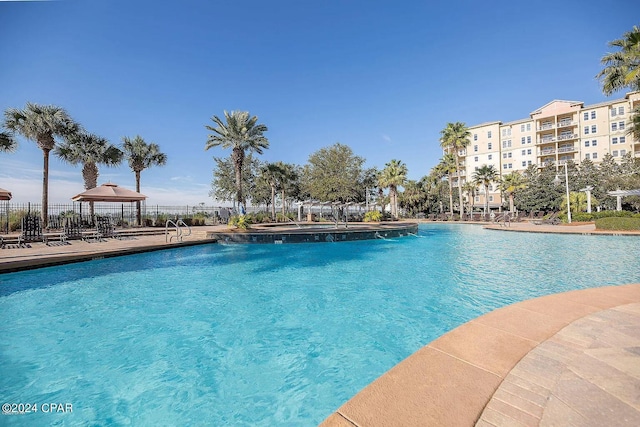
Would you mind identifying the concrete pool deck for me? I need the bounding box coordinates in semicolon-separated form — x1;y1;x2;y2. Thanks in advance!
2;221;639;426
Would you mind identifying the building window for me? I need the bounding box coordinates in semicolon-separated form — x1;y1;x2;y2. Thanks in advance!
592;152;598;159
521;149;526;156
527;149;532;155
487;142;492;150
508;163;513;169
591;125;596;133
503;153;507;159
585;140;590;147
489;196;494;202
584;126;589;135
613;137;618;144
620;136;626;144
475;196;480;202
611;108;617;116
583;112;589;121
520;124;525;132
521;137;526;144
502;129;507;137
474;145;478;152
613;150;619;157
475;166;479;171
507;128;511;136
527;160;532;166
488;154;492;160
591;111;596;119
526;123;531;131
612;123;618;131
522;161;526;167
621;149;627;156
585;153;590;160
474;156;478;162
619;121;625;130
592;139;597;146
507;152;512;158
488;131;492;138
619;106;624;115
503;163;507;169
527;136;531;144
474;134;477;141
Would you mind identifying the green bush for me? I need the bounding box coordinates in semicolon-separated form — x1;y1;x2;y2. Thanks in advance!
228;215;251;230
363;210;382;222
595;217;640;231
564;210;634;222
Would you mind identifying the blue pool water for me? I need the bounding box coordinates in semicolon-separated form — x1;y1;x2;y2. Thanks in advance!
1;224;639;425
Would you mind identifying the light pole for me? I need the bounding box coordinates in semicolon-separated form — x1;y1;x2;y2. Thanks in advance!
580;185;594;213
553;163;571;223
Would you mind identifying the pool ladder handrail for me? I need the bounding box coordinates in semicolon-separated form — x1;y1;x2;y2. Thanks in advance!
165;219;192;242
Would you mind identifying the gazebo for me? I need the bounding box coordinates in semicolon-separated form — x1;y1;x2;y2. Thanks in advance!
607;189;640;211
0;187;11;234
71;183;147;225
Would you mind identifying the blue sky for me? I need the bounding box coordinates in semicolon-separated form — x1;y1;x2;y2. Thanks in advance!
1;0;638;205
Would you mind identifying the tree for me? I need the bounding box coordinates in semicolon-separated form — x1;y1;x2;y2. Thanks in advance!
56;132;123;218
275;162;299;218
0;130;17;153
301;143;365;203
472;165;497;217
461;182;478;217
440;122;471;218
499;172;527;213
400;179;428;216
122;135;167;225
211;154;260;205
436;153;457;218
597;26;640;146
205;111;269;209
3;103;79;226
378;159;407;219
259;162;286;220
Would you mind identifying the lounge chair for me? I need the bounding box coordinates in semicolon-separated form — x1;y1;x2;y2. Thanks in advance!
63;217;84;240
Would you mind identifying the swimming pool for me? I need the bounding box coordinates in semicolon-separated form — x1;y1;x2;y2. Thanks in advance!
1;224;638;425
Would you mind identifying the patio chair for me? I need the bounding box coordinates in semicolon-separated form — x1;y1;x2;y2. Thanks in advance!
17;214;43;246
63;217;84;240
97;216;115;239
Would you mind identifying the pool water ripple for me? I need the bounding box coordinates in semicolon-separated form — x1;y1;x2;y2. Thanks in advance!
1;224;639;425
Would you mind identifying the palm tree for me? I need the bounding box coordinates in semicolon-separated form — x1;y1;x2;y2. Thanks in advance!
597;26;640;143
205;111;269;209
56;132;123;218
259;162;285;220
596;26;640;95
461;182;478;217
122;136;167;225
0;130;17;152
3;103;79;227
378;159;408;219
473;165;497;218
440;122;471;219
436;153;457;218
499;171;527;213
276;162;298;219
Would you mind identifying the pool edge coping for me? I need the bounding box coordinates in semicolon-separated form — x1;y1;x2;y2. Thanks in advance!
319;283;640;426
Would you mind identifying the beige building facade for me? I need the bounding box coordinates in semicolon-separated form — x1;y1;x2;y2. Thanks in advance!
458;91;640;210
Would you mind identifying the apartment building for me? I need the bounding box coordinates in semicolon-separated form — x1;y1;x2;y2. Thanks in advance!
459;91;640;210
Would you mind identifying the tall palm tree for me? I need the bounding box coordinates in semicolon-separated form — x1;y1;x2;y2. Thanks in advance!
461;182;478;217
499;171;527;213
276;162;298;218
122;135;167;225
205;111;269;209
596;25;640;95
56;132;123;218
3;103;79;227
436;153;457;218
597;26;640;142
440;122;471;219
378;159;408;219
473;164;497;218
0;130;17;152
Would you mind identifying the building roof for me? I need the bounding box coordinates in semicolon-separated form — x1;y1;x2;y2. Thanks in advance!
530;100;583;116
583;98;626;109
469;121;501;129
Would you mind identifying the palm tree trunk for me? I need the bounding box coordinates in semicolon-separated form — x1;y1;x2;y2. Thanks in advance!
42;148;50;228
135;170;142;226
83;162;99;219
448;177;454;220
509;193;514;213
270;185;276;220
281;189;286;218
232;148;244;209
455;160;464;220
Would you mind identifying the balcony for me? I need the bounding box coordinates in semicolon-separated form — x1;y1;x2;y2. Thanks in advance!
538;136;556;144
557;133;578;141
558;145;577;153
539;149;556;156
539;160;555;168
537;123;555;131
557;120;575;128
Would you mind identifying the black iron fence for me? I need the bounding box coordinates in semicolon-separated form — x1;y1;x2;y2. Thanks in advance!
0;202;253;233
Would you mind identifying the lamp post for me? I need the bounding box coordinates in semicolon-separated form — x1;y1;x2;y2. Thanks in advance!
553;163;571;223
580;185;594;214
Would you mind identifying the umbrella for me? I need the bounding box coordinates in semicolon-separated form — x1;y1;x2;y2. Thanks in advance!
0;187;12;201
71;182;147;202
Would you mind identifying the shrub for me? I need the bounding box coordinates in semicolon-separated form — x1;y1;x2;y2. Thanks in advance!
363;210;382;222
595;217;640;231
228;215;251;230
561;210;634;223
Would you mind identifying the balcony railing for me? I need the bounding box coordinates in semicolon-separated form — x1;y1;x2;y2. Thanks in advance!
557;120;575;128
557;133;578;141
539;149;555;156
539;137;555;144
537;123;554;131
558;146;577;153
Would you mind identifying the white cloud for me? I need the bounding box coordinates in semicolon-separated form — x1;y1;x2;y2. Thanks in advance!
382;134;393;143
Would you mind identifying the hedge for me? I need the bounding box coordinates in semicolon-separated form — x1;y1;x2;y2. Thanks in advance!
595;217;640;231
